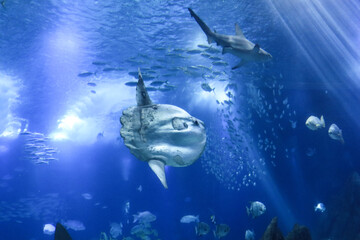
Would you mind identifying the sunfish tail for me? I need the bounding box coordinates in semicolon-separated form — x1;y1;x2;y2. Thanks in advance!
188;8;215;44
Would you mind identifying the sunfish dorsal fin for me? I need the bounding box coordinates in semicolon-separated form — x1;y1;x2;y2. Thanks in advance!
136;68;153;106
235;23;245;37
148;159;168;189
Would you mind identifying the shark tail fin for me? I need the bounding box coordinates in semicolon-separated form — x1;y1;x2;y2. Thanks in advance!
188;8;214;43
320;115;325;128
55;223;72;240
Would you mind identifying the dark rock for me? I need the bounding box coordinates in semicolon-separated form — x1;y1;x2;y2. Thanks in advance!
285;224;312;240
260;217;285;240
317;172;360;240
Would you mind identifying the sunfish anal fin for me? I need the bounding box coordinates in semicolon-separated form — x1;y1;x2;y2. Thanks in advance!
148;159;168;189
136;68;153;106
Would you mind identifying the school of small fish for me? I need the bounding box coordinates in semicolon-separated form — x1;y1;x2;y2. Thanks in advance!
0;4;346;240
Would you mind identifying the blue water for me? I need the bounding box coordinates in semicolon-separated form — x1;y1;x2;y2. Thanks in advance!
0;0;360;239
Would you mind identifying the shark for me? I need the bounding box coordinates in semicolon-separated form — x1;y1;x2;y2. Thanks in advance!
188;8;272;69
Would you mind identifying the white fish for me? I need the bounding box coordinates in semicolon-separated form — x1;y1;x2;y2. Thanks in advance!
246;201;266;218
130;222;152;236
43;223;55;235
137;185;143;192
133;211;156;223
62;220;85;231
195;222;210;236
213;224;230;239
110;222;123;238
314;203;326;212
305;115;325;130
180;215;199;223
328;124;344;144
81;193;92;200
245;229;255;240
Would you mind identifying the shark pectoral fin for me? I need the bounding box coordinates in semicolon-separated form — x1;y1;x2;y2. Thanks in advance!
235;23;245;37
222;47;231;55
148;160;168;189
232;60;248;69
252;44;260;53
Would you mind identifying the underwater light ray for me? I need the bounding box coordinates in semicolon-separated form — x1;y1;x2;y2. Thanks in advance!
49;78;134;144
0;72;27;138
266;0;360;127
247;143;296;231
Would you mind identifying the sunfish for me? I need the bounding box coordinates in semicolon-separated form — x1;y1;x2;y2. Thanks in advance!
188;8;272;69
120;69;206;188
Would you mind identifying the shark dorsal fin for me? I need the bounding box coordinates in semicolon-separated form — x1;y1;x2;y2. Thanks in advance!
235;23;245;37
136;68;153;106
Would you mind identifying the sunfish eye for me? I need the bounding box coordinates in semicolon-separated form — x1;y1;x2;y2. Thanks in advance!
172;117;188;130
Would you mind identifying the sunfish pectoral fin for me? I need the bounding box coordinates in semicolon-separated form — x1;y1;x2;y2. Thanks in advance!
235;23;245;37
232;59;248;69
148;160;168;189
136;68;153;106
